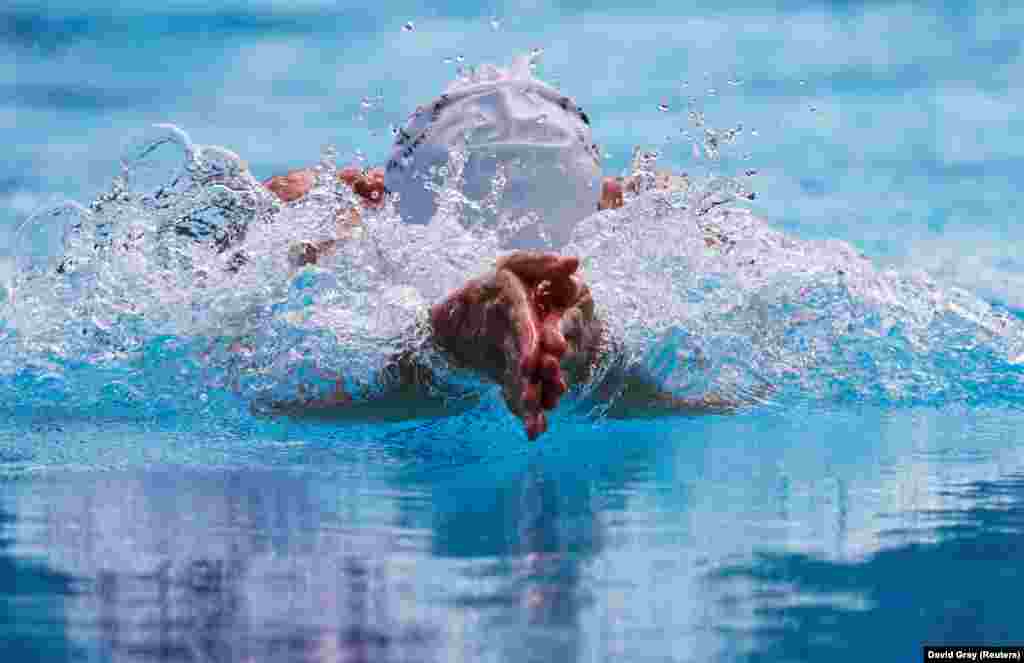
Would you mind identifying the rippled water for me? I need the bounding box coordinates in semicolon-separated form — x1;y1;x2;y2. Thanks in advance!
4;2;1024;661
3;405;1023;662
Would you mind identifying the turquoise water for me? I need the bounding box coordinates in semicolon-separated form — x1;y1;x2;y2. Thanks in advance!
4;2;1024;661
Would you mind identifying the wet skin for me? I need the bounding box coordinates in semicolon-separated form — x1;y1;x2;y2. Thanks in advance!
263;166;386;205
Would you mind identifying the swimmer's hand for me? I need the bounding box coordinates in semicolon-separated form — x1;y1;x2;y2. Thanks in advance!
598;170;691;211
429;253;590;441
262;166;386;206
264;166;386;267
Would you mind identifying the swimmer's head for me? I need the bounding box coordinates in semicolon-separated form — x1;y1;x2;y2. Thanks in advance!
384;56;602;249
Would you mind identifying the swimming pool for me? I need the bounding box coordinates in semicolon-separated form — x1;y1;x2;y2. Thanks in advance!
3;2;1024;661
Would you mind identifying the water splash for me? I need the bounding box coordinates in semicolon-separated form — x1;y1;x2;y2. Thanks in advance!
627;147;661;197
570;194;1024;408
4;118;1024;431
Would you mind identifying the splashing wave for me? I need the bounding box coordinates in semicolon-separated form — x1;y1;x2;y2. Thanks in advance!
3;124;1023;430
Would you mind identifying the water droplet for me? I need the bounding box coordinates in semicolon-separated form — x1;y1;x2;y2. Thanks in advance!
680;81;689;89
721;125;742;143
744;168;758;176
809;104;818;113
535;114;547;125
707;88;717;96
530;46;544;59
320;143;337;164
490;16;501;30
360;97;373;110
799;79;807;86
455;54;465;63
727;78;743;86
390;124;400;136
402;21;415;32
442;56;454;65
603;152;612;159
751;129;760;137
658;102;669;112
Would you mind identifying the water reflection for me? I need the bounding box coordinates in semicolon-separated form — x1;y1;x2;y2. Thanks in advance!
1;419;680;663
0;509;77;660
426;460;603;663
1;405;1023;662
711;473;1024;662
0;456;605;663
11;471;445;663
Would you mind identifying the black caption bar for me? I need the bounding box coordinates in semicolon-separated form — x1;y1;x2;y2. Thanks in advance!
924;647;1024;661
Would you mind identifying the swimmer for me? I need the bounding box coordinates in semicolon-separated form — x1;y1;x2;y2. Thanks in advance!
260;249;742;440
257;58;754;439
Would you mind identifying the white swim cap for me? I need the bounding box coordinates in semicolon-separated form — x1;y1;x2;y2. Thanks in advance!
384;57;602;249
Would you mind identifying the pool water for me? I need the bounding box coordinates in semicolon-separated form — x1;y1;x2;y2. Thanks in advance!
3;405;1023;661
3;2;1024;661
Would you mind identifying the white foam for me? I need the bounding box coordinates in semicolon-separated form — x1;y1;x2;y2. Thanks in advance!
5;124;1024;417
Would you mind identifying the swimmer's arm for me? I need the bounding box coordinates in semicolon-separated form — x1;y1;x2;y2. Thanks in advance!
568;322;762;419
263;166;385;205
252;351;479;423
598;363;771;419
598;168;690;211
263;166;385;267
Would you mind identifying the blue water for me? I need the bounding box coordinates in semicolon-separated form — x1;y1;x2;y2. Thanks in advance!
4;2;1024;661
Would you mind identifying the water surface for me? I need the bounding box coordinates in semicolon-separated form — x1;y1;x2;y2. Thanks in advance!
4;2;1024;661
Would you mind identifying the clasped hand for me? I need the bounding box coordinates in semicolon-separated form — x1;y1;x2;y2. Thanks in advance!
429;253;594;440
